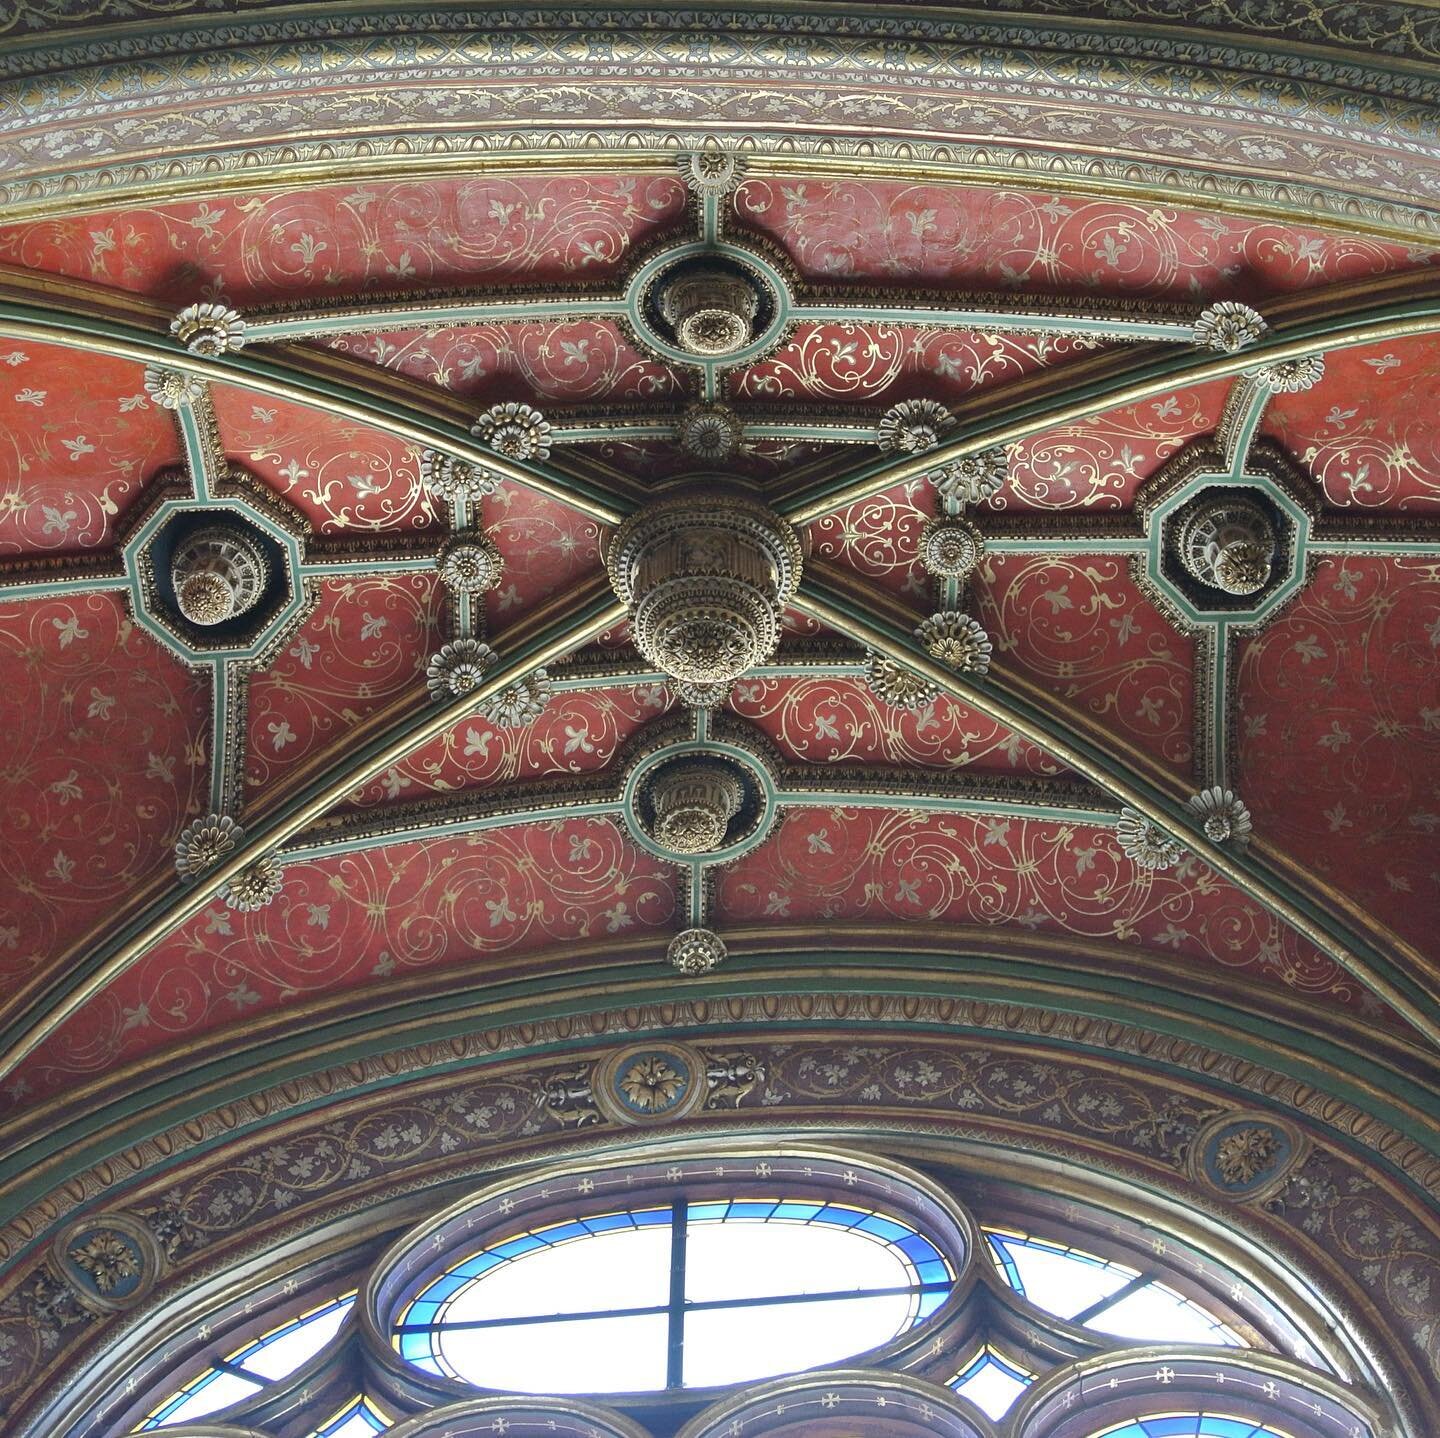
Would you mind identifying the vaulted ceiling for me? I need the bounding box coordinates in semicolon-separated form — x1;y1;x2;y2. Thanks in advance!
1;3;1439;1430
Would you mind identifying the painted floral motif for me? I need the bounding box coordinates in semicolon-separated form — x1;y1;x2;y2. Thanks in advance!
483;484;603;628
0;176;688;305
713;807;1367;1008
1234;555;1440;951
998;380;1231;512
209;386;436;535
735;180;1436;298
329;319;683;404
618;1054;688;1113
1261;333;1440;509
0;593;209;993
973;554;1195;773
0;345;181;554
9;820;678;1100
347;682;675;806
810;479;933;602
732;321;1099;406
245;576;443;797
728;674;1064;776
1214;1124;1279;1185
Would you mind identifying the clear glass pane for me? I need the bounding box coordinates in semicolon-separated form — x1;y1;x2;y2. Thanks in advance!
987;1232;1134;1320
952;1353;1031;1419
437;1312;668;1393
237;1295;353;1378
151;1369;263;1426
1087;1281;1241;1346
685;1215;914;1302
435;1222;671;1325
683;1291;913;1387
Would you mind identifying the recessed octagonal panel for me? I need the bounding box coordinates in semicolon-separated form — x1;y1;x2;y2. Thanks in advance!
120;477;311;665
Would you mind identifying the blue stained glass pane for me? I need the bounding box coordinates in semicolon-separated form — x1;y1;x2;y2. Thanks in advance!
728;1201;776;1219
815;1205;864;1228
491;1235;545;1259
916;1260;951;1284
453;1251;503;1277
397;1332;433;1363
856;1215;910;1242
772;1201;823;1221
631;1207;673;1226
1143;1420;1201;1436
583;1211;636;1232
916;1289;947;1317
687;1202;730;1222
949;1349;1033;1420
540;1221;590;1244
897;1234;941;1262
1199;1422;1263;1438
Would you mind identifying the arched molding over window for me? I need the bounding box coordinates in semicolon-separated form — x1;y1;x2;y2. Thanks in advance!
1012;1350;1386;1438
674;1369;996;1438
385;1395;653;1438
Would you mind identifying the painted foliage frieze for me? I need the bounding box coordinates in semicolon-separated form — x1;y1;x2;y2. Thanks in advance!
2;1032;1438;1419
5;21;1440;231
734;180;1438;297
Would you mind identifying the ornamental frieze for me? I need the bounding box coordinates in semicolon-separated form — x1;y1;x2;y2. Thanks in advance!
0;1025;1437;1425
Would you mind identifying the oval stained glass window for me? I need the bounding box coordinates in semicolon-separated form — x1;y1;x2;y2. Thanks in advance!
395;1198;955;1393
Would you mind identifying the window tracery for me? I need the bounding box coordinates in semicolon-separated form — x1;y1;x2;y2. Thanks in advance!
106;1149;1379;1438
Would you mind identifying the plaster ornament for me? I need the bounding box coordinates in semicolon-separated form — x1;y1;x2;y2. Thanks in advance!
607;496;802;686
865;652;939;710
657;264;762;357
668;927;728;976
143;367;205;411
1215;1125;1280;1186
673;678;733;710
170;524;269;625
915;611;993;676
67;1232;141;1294
436;534;502;594
1192;300;1267;353
477;670;551;728
471;401;553;462
877;398;952;455
170;302;247;356
1187;785;1253;847
918;516;985;580
648;761;745;855
1256;354;1325;393
1115;807;1183;870
680;146;745;197
421;450;500;505
677;402;743;461
1175;495;1277;597
174;813;243;879
222;855;284;912
929;446;1008;505
425;637;498;701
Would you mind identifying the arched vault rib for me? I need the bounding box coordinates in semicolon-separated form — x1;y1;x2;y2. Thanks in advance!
3;282;1440;1071
776;270;1440;522
793;573;1440;1045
